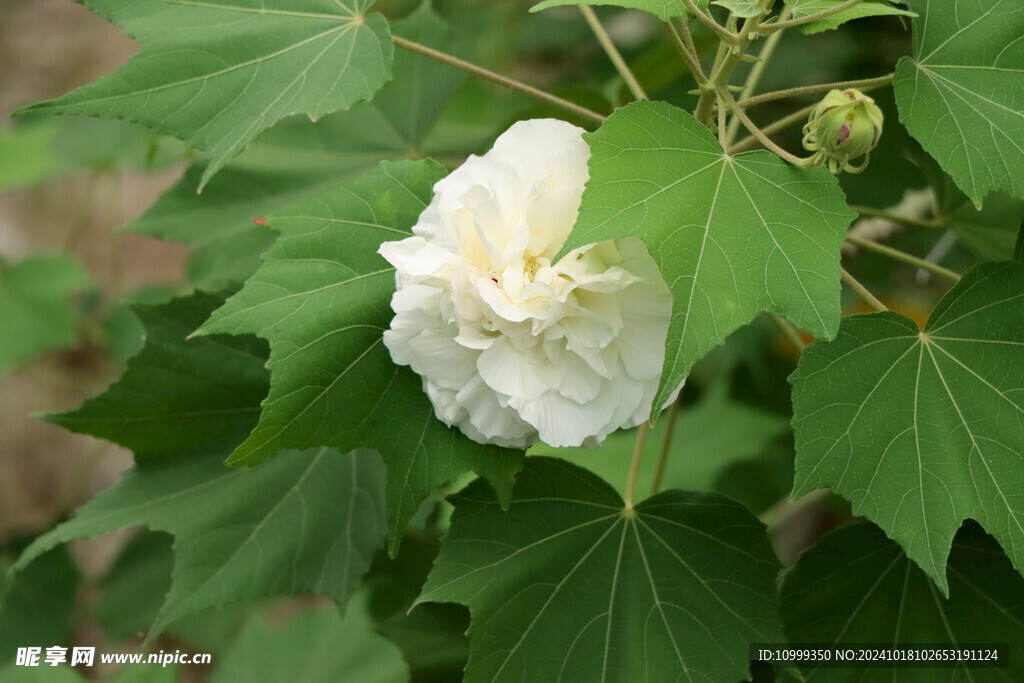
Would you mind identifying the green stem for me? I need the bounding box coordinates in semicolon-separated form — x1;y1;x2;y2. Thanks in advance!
725;5;791;145
720;88;811;165
624;421;650;510
684;0;740;44
694;10;762;126
758;0;864;34
738;73;894;108
841;267;888;312
579;5;648;100
649;400;680;497
729;102;815;153
772;314;806;352
845;235;962;282
665;20;708;85
849;204;947;230
392;35;605;124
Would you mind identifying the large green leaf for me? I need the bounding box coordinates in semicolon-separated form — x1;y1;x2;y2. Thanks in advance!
18;0;393;190
894;0;1024;206
0;254;94;375
45;292;269;460
530;0;703;21
126;4;469;292
781;521;1024;681
199;160;524;550
11;447;387;637
783;0;914;34
417;457;783;682
791;261;1024;594
565;101;854;410
211;607;409;683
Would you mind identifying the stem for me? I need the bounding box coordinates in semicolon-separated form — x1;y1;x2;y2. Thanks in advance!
849;204;947;230
392;36;605;125
729;102;815;153
845;235;962;282
665;20;708;85
624;421;650;510
841;267;888;311
772;314;806;352
694;11;760;126
725;6;791;145
649;400;680;497
717;94;728;146
738;73;894;109
684;0;740;44
579;5;647;100
759;0;864;34
720;88;810;165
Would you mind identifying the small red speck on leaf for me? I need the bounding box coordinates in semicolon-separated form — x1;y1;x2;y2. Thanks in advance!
253;217;267;226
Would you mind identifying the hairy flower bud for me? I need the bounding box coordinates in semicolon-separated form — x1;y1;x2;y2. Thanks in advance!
802;89;884;174
379;119;677;449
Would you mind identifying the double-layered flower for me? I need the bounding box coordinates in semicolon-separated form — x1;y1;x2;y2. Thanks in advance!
379;119;674;449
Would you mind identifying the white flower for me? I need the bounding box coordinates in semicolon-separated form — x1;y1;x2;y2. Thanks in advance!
378;119;674;449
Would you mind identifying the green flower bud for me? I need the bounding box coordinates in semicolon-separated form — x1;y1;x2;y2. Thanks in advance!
802;89;884;174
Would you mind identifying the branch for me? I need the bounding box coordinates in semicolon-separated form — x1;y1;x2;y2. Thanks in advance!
759;0;864;34
844;235;962;282
725;5;791;145
579;5;647;100
849;204;947;230
738;73;895;108
719;89;811;166
685;0;741;44
650;400;680;496
729;102;815;153
624;421;650;510
392;36;605;124
772;315;806;352
841;268;888;312
665;20;708;85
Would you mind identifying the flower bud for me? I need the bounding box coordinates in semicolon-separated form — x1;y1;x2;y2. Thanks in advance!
802;89;884;174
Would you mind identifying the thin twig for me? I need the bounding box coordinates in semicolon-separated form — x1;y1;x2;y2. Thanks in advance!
849;204;947;230
759;0;864;34
685;0;741;44
579;5;647;100
738;73;895;109
624;421;650;510
772;314;806;352
665;20;708;85
649;401;680;497
392;35;605;124
845;235;961;282
841;268;888;312
717;94;728;147
725;6;791;145
719;88;809;165
729;102;815;153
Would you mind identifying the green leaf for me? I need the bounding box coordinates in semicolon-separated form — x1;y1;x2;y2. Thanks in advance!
12;447;387;637
791;261;1024;594
781;521;1024;681
210;607;408;683
946;192;1024;262
95;532;175;641
894;0;1024;206
712;0;764;18
783;0;915;34
531;382;790;497
199;160;524;550
45;292;269;460
126;4;469;292
0;544;78;664
18;0;394;190
418;457;783;682
565;101;854;411
530;0;702;22
1015;216;1024;262
0;254;94;376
